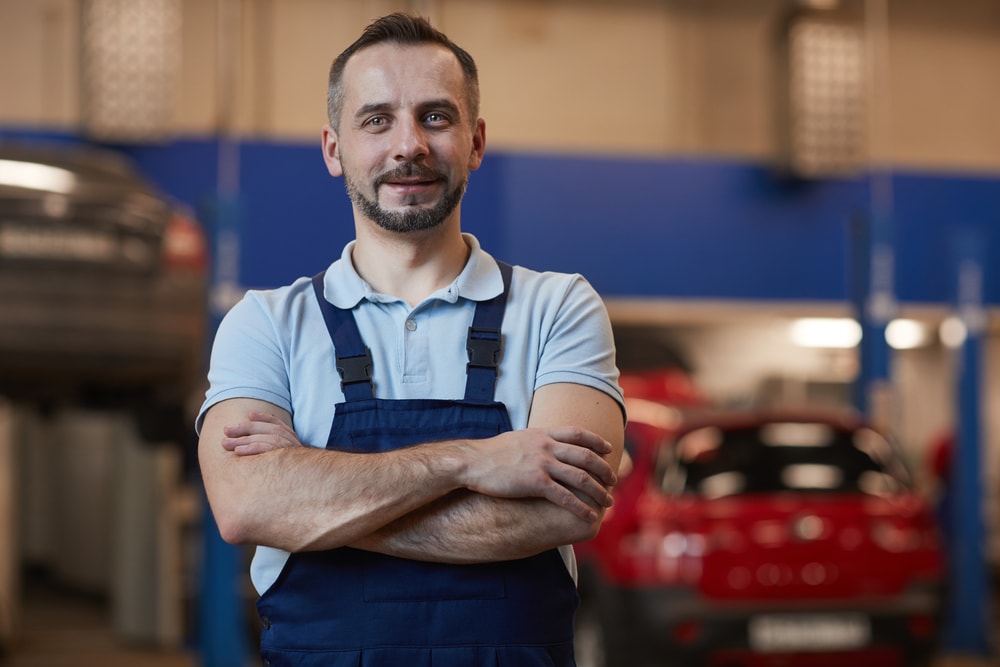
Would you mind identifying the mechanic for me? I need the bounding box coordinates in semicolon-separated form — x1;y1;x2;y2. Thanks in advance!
197;12;625;666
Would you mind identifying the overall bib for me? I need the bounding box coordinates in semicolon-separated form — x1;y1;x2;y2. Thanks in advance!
255;263;580;666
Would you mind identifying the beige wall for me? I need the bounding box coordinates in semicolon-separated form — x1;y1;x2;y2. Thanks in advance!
1;0;998;170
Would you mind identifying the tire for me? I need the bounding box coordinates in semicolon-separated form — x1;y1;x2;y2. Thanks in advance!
574;589;609;667
575;574;639;667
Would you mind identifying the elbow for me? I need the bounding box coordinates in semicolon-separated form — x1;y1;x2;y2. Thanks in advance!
203;481;262;546
207;495;324;552
210;505;257;546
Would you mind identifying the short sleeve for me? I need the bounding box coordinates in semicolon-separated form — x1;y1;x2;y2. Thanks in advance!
195;291;293;434
534;274;624;410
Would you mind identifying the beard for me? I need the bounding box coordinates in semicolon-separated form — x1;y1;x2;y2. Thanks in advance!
344;161;467;234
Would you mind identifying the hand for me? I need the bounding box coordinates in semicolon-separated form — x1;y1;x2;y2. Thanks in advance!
222;411;303;456
460;427;617;521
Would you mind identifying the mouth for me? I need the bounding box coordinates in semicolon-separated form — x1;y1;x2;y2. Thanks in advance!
381;179;439;200
377;163;441;185
383;176;437;187
377;167;443;200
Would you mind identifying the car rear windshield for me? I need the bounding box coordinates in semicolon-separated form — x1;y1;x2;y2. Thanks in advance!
660;421;911;498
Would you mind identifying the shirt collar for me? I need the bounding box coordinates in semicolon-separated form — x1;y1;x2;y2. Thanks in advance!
322;233;504;309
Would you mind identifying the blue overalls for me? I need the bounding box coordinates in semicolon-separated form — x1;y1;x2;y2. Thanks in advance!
255;262;580;666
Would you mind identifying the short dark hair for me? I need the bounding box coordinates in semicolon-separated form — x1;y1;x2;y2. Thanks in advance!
327;13;480;131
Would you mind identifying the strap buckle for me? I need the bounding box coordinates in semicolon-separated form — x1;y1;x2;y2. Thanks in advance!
336;347;373;388
466;327;501;370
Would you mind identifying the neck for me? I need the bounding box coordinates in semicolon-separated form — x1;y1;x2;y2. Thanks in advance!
351;221;470;306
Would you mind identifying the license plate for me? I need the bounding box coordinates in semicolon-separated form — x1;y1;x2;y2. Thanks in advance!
748;613;871;652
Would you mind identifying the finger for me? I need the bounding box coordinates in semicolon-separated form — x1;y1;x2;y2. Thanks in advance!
222;435;262;452
549;463;614;508
552;444;616;486
542;483;599;522
223;422;270;438
226;435;286;454
233;442;277;456
548;427;612;455
224;418;287;439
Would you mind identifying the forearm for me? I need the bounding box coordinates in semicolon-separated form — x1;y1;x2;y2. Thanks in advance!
200;400;466;552
354;489;602;563
202;395;618;554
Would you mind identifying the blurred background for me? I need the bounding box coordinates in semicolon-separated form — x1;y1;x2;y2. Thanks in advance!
0;0;998;665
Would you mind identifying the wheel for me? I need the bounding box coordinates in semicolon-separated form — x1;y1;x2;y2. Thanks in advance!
574;590;609;667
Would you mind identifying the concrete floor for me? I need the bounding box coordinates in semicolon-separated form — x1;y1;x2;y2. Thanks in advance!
3;583;195;667
3;581;998;667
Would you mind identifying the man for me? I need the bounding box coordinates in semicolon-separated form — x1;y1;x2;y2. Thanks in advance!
197;12;625;666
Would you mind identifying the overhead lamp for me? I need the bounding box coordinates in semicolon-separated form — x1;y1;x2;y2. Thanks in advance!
789;318;862;348
939;316;967;349
778;4;866;177
81;0;181;142
884;318;931;350
0;159;77;194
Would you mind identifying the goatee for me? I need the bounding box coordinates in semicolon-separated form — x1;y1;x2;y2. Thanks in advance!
345;162;467;233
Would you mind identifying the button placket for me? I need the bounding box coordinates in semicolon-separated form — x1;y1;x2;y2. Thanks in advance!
400;309;428;381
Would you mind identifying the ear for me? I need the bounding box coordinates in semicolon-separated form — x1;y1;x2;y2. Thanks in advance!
468;118;486;171
321;124;344;177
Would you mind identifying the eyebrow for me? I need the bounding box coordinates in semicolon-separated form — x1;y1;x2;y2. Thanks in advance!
353;102;393;123
352;99;463;123
419;98;462;119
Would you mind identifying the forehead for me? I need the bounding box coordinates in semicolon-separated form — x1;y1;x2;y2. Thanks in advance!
341;42;467;114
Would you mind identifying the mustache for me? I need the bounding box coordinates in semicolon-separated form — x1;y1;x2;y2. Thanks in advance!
374;162;443;186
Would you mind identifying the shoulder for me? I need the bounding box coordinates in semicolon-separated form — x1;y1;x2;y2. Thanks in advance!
511;266;595;295
220;276;318;332
508;265;607;322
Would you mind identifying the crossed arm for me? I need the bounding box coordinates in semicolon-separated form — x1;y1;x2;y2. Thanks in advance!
198;382;625;563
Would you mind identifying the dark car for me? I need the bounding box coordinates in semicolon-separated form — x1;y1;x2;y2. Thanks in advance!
575;407;944;667
0;142;208;438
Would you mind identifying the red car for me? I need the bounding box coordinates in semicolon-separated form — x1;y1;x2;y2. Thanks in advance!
575;406;944;667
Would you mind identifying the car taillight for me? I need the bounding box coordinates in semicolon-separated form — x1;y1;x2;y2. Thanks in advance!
871;519;923;552
619;529;689;584
163;212;208;271
619;526;742;585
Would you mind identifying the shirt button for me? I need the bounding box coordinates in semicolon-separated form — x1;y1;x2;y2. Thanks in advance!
260;616;271;630
405;319;417;331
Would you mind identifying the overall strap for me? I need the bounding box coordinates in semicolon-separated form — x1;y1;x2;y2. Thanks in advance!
464;261;514;403
311;272;375;401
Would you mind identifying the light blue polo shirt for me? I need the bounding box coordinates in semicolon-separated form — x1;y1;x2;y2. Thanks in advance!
198;234;624;594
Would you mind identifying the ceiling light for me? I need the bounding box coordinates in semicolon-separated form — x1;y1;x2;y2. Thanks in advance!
789;318;862;348
0;159;77;194
939;317;967;349
884;319;930;350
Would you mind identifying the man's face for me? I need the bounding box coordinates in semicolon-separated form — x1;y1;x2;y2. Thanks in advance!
324;42;485;234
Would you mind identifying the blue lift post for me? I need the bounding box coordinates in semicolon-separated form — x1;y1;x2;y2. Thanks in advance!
198;189;252;667
943;226;992;656
850;212;895;423
199;5;251;659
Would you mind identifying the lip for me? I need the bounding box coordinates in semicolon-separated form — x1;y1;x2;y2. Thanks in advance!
381;179;440;195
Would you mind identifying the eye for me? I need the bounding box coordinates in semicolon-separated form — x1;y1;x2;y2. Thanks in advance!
424;111;451;126
363;115;390;131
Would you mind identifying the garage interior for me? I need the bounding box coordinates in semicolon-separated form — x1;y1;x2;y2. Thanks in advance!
1;0;1000;665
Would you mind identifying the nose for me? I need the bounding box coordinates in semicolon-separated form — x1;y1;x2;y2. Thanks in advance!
393;116;429;162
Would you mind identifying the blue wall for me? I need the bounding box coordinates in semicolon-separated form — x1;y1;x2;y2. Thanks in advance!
4;129;998;305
